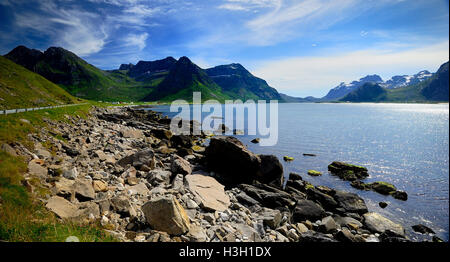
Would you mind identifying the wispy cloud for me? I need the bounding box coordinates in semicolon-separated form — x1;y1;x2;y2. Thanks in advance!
124;32;149;50
253;41;449;97
14;1;108;56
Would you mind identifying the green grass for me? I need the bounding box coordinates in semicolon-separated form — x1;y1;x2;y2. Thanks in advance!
0;56;82;110
0;103;118;242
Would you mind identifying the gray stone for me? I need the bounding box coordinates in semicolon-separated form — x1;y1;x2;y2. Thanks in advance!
185;174;230;212
142;195;191;236
363;212;405;237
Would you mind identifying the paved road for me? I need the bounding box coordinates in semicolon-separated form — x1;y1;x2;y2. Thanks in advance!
0;103;88;115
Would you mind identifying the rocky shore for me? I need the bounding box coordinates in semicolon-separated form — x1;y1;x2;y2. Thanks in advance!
5;106;441;242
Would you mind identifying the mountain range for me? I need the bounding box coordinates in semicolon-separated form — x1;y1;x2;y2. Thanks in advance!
2;45;448;104
4;46;282;102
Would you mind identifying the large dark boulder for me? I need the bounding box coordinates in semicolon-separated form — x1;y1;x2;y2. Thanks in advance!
205;136;283;186
239;184;296;209
257;154;284;188
292;200;327;222
333;190;368;215
306;188;338;211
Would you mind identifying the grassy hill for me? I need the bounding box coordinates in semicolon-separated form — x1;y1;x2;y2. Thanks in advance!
0;56;81;110
4;46;158;102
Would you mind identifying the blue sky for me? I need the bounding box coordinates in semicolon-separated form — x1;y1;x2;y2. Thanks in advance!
0;0;448;97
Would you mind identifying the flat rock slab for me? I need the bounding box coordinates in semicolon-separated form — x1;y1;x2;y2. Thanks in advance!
363;212;405;237
28;159;47;177
185;174;230;212
46;196;78;219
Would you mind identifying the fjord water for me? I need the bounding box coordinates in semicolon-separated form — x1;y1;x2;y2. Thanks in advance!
151;103;449;241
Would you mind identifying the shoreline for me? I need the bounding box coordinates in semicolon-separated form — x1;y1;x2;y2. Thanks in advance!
2;105;443;242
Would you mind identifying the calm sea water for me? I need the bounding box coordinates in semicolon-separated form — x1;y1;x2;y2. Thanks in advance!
150;103;449;241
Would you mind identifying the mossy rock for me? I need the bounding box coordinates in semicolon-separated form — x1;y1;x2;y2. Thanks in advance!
283;156;294;162
307;170;322;176
305;184;315;190
191;145;205;153
368;181;397;195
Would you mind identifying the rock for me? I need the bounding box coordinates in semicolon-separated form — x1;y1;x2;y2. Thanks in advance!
171;155;192;175
328;161;369;181
170;135;193;148
185;174;230;212
296;223;309;233
288;172;302;181
391;190;408;201
128;183;150;196
19;118;30;124
46;196;78;219
292;200;327;222
306;188;338;210
432;236;444;242
92;180;108;192
334;216;363;229
283;156;294;162
117;148;156;170
142;195;191;235
28;159;48;177
54;177;75;197
34;143;52;159
73;179;95;201
298;231;337;242
250;138;260;144
75;202;100;220
151;128;173;140
236;192;260;207
379;202;388;208
319;216;338;233
333;191;368;215
171;174;184;192
303;153;316;157
186;224;207;242
63;167;78;180
412;224;435;234
233;223;262;242
258;208;282;229
257;154;284;188
63;145;80;157
363;212;405;237
110;195;137;217
126;176;140;186
307;170;322;176
336;227;357;242
1;143;17;156
368;181;397;195
239;184;296;209
121;127;144;139
205;136;261;185
203;213;216;224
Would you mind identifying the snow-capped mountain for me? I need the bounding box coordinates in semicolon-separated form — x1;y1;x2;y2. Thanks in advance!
381;70;433;89
322;70;434;100
322;75;383;100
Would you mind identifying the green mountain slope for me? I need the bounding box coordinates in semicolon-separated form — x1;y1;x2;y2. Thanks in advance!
143;57;231;102
340;82;387;102
421;61;449;101
0;56;80;109
4;46;156;102
206;64;282;101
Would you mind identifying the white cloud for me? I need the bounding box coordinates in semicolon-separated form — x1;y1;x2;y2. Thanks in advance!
252;41;449;97
14;1;108;56
124;32;149;50
218;0;279;11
